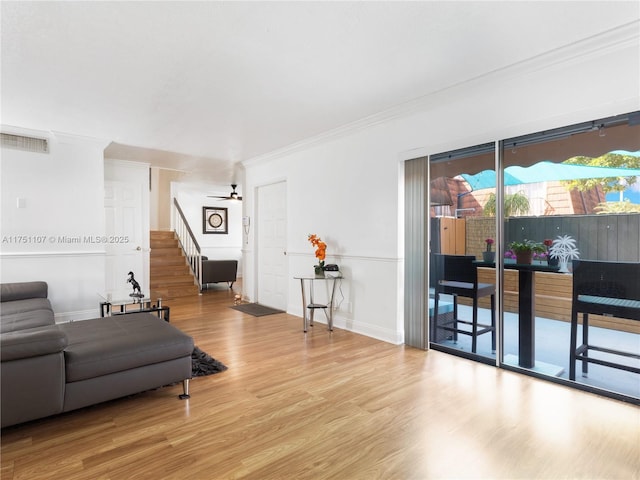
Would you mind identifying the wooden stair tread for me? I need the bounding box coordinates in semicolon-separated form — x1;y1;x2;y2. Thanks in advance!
151;276;196;286
150;230;199;300
152;247;184;255
151;256;189;265
151;265;191;275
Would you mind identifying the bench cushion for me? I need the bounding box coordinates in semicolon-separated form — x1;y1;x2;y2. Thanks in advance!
59;313;194;382
578;294;640;310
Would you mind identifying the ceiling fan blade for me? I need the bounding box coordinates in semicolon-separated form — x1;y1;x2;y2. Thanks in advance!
206;195;243;201
207;184;242;200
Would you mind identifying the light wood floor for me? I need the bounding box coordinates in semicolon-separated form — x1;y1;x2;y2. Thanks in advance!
2;284;639;480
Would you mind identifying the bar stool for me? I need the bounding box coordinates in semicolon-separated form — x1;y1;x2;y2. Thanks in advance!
432;254;496;353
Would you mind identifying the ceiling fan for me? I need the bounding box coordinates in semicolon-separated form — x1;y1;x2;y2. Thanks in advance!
208;184;242;201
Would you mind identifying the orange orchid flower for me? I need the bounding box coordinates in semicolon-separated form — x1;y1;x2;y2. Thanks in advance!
308;234;327;263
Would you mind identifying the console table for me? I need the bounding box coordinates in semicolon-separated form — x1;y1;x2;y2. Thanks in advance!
294;275;342;332
100;297;170;322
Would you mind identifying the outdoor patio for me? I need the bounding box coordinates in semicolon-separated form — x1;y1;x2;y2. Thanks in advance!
433;303;640;399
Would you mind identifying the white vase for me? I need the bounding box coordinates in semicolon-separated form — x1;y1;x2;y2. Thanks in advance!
558;259;570;273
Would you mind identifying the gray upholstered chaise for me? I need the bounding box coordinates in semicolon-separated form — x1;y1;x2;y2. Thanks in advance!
1;281;194;428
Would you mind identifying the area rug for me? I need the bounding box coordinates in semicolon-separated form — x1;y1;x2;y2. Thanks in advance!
192;346;228;377
230;303;284;317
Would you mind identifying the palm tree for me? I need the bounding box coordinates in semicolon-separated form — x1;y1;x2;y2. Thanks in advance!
483;191;530;217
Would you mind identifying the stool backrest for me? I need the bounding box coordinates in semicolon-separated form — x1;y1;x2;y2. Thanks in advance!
434;254;477;285
572;259;640;301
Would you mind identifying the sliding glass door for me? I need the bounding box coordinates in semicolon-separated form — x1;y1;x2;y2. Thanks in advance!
416;110;640;402
499;115;640;400
428;144;498;363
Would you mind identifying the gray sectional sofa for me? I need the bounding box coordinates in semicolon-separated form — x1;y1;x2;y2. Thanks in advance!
0;281;194;428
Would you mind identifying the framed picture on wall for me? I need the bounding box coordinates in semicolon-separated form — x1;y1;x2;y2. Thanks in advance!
203;206;228;234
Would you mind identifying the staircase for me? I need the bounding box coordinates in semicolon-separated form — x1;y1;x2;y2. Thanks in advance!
150;231;200;300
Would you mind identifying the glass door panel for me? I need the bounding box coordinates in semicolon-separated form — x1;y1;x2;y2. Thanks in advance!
428;144;497;362
500;118;640;401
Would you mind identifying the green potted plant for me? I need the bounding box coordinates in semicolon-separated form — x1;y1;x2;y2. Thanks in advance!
509;239;545;265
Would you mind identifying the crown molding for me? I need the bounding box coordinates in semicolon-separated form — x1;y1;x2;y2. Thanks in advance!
0;124;50;140
105;158;151;169
51;131;111;149
243;20;639;168
1;125;111;152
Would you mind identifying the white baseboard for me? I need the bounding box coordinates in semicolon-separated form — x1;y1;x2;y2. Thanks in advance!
288;307;403;345
55;309;100;323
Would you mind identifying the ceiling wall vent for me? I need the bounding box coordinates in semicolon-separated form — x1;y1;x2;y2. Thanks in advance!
1;133;49;153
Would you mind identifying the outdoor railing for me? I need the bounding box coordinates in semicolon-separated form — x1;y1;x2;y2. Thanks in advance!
173;198;202;290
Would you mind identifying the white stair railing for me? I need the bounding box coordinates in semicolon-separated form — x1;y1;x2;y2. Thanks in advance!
172;198;202;291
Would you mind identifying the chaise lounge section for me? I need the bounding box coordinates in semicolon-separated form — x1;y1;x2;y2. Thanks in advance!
1;281;194;428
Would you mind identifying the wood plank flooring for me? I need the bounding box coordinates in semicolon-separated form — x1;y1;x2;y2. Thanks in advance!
2;284;639;479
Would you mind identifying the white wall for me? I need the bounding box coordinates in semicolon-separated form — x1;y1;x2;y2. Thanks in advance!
0;129;109;321
242;26;640;344
172;183;243;270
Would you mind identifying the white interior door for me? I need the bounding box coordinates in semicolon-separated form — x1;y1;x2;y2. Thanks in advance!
104;180;148;300
257;181;287;310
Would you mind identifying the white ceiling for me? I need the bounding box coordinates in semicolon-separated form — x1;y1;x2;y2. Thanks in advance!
2;1;638;187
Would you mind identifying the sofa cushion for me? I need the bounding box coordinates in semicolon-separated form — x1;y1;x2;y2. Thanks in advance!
1;281;48;302
0;298;55;333
1;325;68;361
59;313;194;382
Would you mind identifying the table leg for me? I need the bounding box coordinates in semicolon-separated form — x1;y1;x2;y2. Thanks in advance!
300;279;308;332
518;270;535;368
327;277;338;331
100;302;111;317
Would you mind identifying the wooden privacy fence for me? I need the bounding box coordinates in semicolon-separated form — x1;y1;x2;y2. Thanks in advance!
474;268;639;334
505;213;640;262
465;213;640;262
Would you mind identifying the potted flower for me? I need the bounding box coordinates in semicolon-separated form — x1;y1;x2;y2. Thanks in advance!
483;238;495;263
508;239;546;265
308;234;327;277
543;238;558;266
533;251;547;265
504;249;516;263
